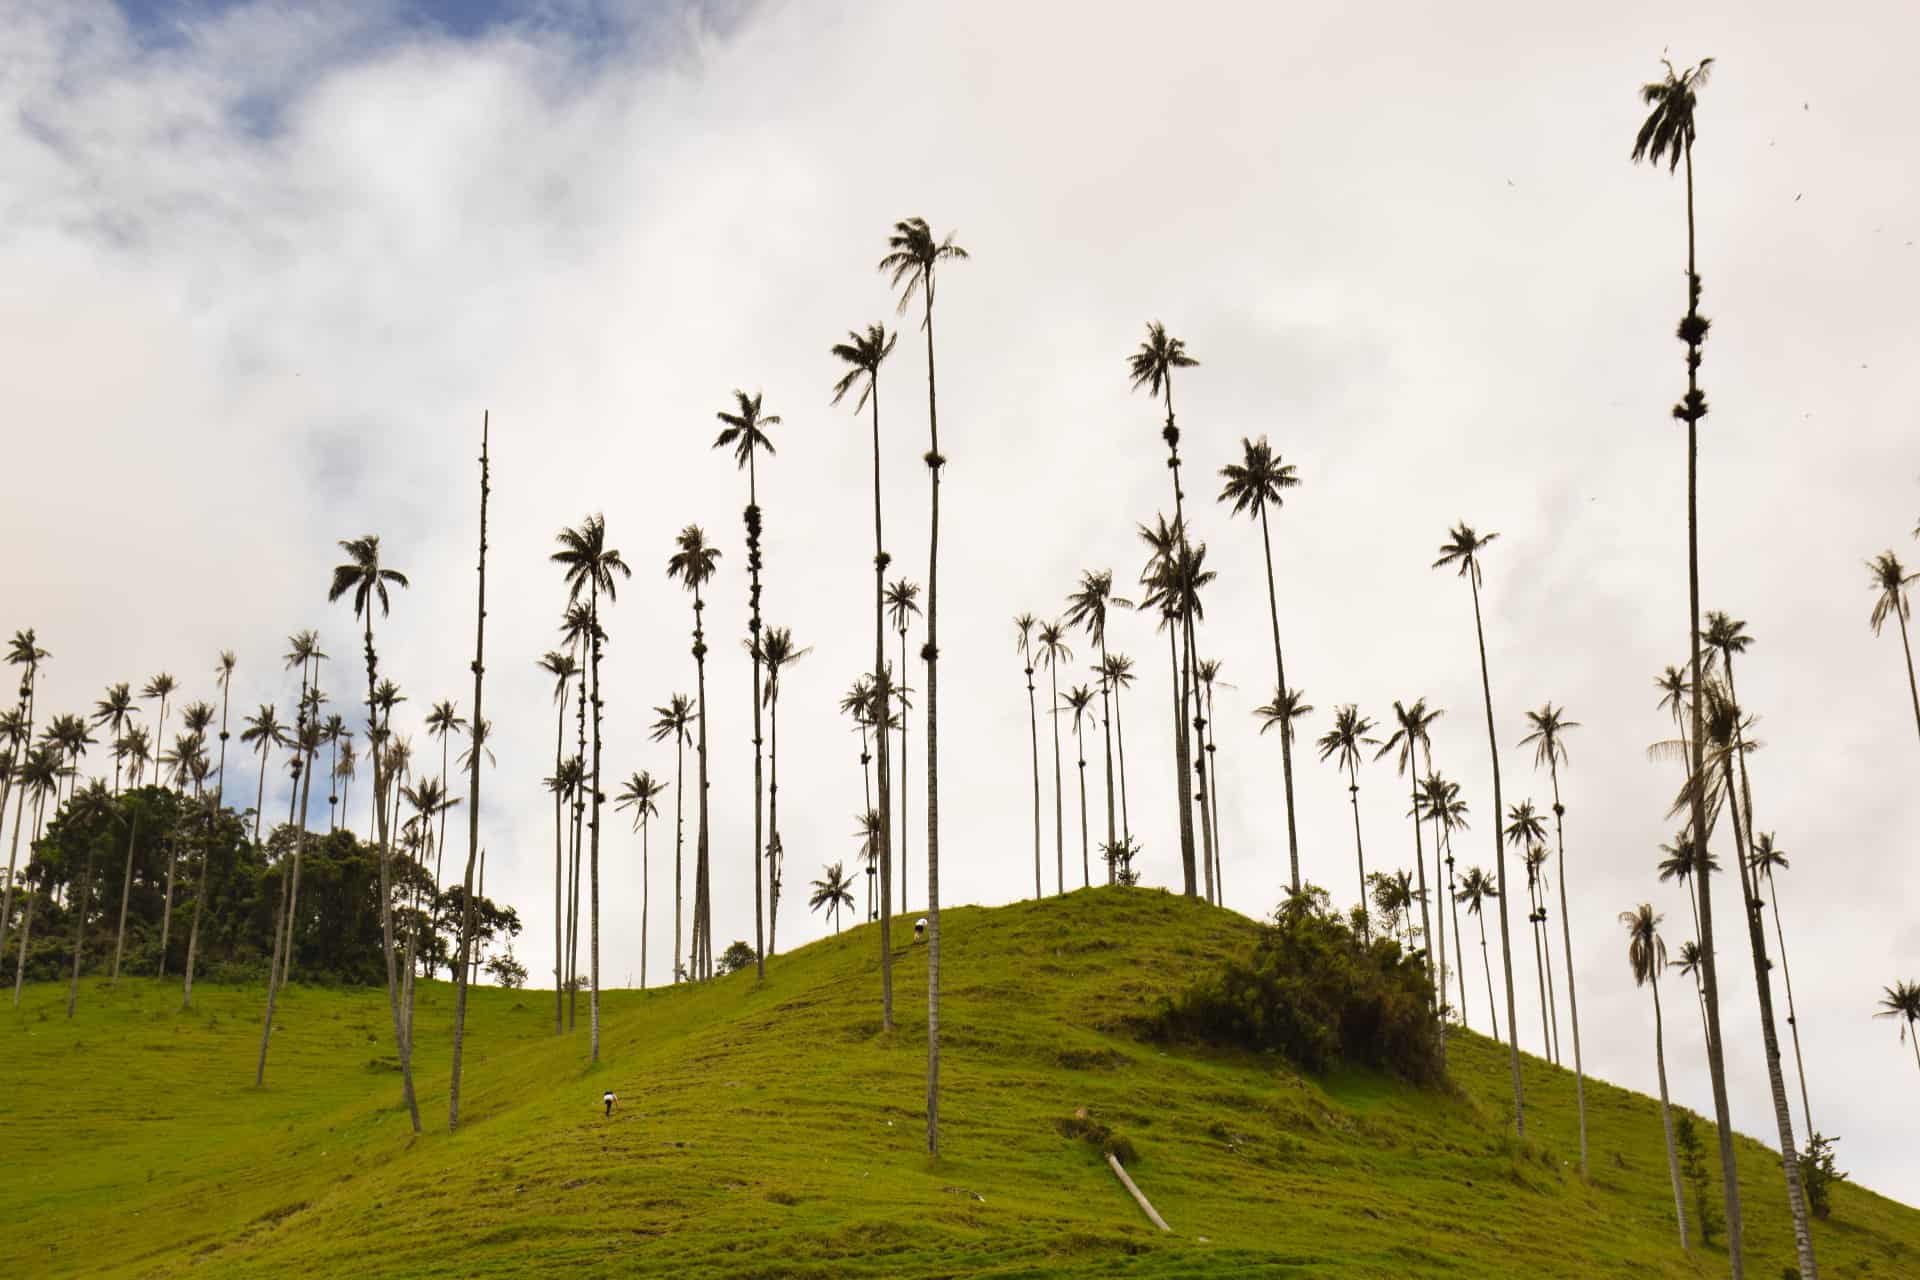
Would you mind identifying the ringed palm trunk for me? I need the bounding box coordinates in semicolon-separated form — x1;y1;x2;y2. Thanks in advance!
1896;601;1920;747
1407;774;1439;1054
1205;683;1224;904
1075;728;1089;887
64;835;97;1018
1160;389;1199;896
589;577;604;1060
1111;654;1132;848
1678;135;1744;1269
1184;613;1214;905
1547;760;1589;1175
111;812;138;983
640;814;650;986
867;374;894;1025
253;749;268;845
185;676;235;1007
365;615;421;1130
1540;898;1561;1063
256;690;319;1090
673;725;684;981
1723;759;1819;1277
899;620;909;915
1651;968;1690;1250
768;690;780;957
450;417;489;1131
553;689;565;1028
694;587;714;980
1256;504;1302;890
1529;892;1550;1058
1097;638;1116;873
1477;909;1500;1043
920;281;947;1159
745;457;767;982
1344;766;1368;939
1467;569;1524;1134
1024;648;1040;898
1049;660;1063;895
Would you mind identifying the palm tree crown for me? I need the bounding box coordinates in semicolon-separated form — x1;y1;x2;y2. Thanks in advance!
1432;523;1500;584
1126;322;1199;405
1631;57;1714;171
1316;705;1379;777
667;525;721;594
1218;436;1299;517
552;515;632;606
878;217;969;319
714;389;780;471
328;535;410;618
1868;551;1916;633
829;324;898;412
1622;903;1668;985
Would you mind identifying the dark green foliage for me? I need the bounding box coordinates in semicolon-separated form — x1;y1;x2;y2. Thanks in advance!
718;939;758;976
1053;1107;1136;1164
1800;1133;1846;1220
1675;1112;1723;1245
485;949;528;990
1141;892;1442;1083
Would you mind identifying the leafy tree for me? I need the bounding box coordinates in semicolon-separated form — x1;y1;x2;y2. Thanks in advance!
486;948;527;990
1800;1133;1846;1221
717;939;758;977
1316;705;1380;937
810;861;855;933
1674;1113;1722;1246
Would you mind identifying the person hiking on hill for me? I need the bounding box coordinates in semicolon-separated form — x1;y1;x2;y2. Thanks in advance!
602;1090;618;1118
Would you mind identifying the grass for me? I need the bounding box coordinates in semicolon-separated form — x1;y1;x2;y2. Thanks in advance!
3;886;1914;1276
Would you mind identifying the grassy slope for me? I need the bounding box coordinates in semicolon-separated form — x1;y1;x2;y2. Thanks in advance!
3;887;1914;1278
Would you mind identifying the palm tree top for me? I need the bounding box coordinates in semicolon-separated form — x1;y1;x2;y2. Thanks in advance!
1518;702;1579;770
1432;522;1500;584
92;682;138;730
553;514;632;605
1064;569;1131;647
667;524;721;591
1877;980;1920;1039
1701;610;1751;659
886;579;923;631
143;673;177;700
615;770;666;828
283;630;325;670
1100;651;1136;686
1621;903;1667;986
1126;322;1198;402
829;323;897;412
1632;57;1714;172
1218;436;1300;519
1255;686;1314;741
714;389;780;470
1456;866;1498;909
649;694;697;744
1749;831;1789;876
1013;613;1038;652
1504;800;1548;849
7;629;50;668
240;704;287;747
456;719;494;771
759;625;814;703
1376;697;1442;775
1037;620;1073;668
1063;683;1096;732
1868;550;1916;634
329;534;410;619
1655;664;1691;717
426;699;468;741
878;217;968;319
217;649;237;678
537;650;578;700
1316;704;1379;772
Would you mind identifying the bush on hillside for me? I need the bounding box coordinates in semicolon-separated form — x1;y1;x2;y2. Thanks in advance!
1139;884;1442;1084
718;940;759;976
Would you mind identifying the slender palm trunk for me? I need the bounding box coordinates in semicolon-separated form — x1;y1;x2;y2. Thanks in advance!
11;800;44;1004
553;690;565;1028
111;813;138;983
1651;970;1690;1249
185;675;234;1007
1186;621;1214;905
1049;661;1063;895
1098;638;1116;872
253;750;267;845
1766;869;1813;1138
566;782;581;1021
867;377;894;1026
1541;898;1562;1063
1478;910;1500;1043
694;585;714;981
1468;570;1524;1134
1408;773;1440;1052
256;683;318;1091
1345;768;1368;940
365;616;420;1130
768;690;781;958
64;835;97;1018
1723;760;1818;1277
745;455;768;982
1113;662;1132;847
1897;606;1920;747
1204;682;1223;905
0;755;33;964
1548;762;1588;1175
1075;727;1089;887
922;287;946;1160
1256;506;1302;890
1024;646;1040;898
158;820;179;979
1161;390;1198;896
450;416;489;1131
589;577;604;1060
640;814;650;986
673;726;685;982
1530;892;1551;1057
899;621;909;915
1678;139;1742;1271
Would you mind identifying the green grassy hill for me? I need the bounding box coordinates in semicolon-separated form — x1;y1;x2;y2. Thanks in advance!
3;887;1914;1277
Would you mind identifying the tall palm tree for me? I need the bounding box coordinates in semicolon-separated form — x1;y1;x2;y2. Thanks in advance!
1064;570;1130;873
559;606;596;1019
425;699;468;893
1456;866;1502;1044
540;651;578;1021
1196;658;1228;905
240;705;286;846
1434;522;1525;1133
1037;619;1072;896
267;631;323;996
326;533;418;1132
834;320;899;1018
880;214;969;1160
1520;838;1558;1062
552;515;630;1058
0;631;49;964
1505;802;1553;1057
1623;903;1689;1250
1140;529;1219;901
1062;684;1096;889
1317;705;1380;937
1868;551;1920;748
841;678;878;920
1521;703;1588;1172
61;780;114;1017
714;388;780;981
667;525;721;982
1128;322;1202;893
1378;699;1443;1023
183;652;236;1007
1014;614;1042;897
615;771;666;988
1675;940;1711;1048
1750;832;1812;1136
448;412;491;1135
1876;980;1920;1074
91;684;138;795
108;726;153;984
546;753;585;1005
1418;770;1473;1029
1101;651;1137;846
1634;56;1741;1264
1219;436;1304;889
650;694;695;985
333;737;356;836
759;625;812;955
319;714;346;830
885;580;920;913
142;674;176;790
810;862;855;933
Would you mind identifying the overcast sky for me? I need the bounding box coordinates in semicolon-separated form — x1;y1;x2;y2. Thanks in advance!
4;0;1917;1205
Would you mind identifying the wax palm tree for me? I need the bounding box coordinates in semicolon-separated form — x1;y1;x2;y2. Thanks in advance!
107;726;154;984
1141;529;1219;900
326;533;417;1131
1317;705;1380;936
1196;658;1230;905
885;579;921;913
544;753;585;1002
0;630;49;955
1135;514;1191;891
841;677;879;918
1037;620;1072;896
854;808;884;921
1219;435;1304;889
552;514;631;1059
333;737;356;836
833;320;899;1017
318;714;346;830
1750;831;1813;1135
1418;771;1473;1029
1101;651;1137;845
425;699;468;891
142;672;177;790
537;650;579;1021
1876;980;1920;1074
650;693;695;987
1634;55;1741;1263
1868;551;1920;748
714;389;780;980
1622;903;1690;1249
1064;570;1130;871
1520;840;1557;1062
1434;522;1525;1131
558;606;596;1017
760;625;812;955
1378;699;1443;1020
615;770;666;987
1675;939;1711;1047
1128;323;1202;892
880;214;968;1159
667;525;721;982
1520;703;1588;1171
91;684;138;795
157;703;212;970
9;746;60;1005
810;861;856;934
1014;615;1042;897
184;651;236;1007
236;704;283;849
1062;684;1096;888
1456;866;1502;1044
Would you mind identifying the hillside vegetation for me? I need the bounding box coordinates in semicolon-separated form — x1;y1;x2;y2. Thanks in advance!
3;887;1914;1277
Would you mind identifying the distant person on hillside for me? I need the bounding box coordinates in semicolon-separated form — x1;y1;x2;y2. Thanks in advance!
602;1090;618;1118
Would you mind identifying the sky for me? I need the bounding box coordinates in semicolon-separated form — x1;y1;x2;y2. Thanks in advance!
3;0;1918;1206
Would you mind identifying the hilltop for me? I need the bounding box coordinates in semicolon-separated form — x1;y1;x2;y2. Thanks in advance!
3;887;1915;1277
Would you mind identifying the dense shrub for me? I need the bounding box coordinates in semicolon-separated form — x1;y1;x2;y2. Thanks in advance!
718;940;759;976
1140;886;1443;1084
1801;1132;1846;1220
